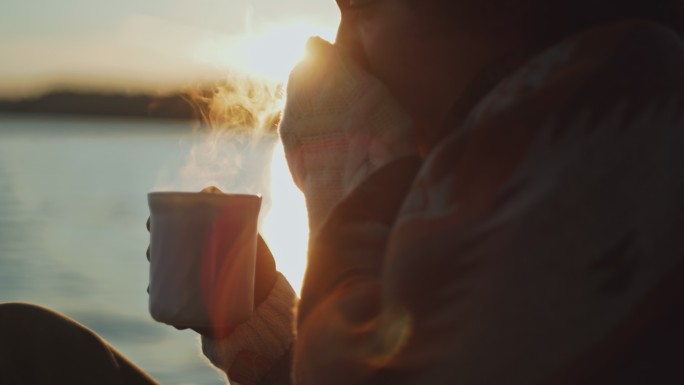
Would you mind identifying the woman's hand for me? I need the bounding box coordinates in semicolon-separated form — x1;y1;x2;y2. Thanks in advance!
145;186;278;338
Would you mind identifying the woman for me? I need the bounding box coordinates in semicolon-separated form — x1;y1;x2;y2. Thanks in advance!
2;0;684;384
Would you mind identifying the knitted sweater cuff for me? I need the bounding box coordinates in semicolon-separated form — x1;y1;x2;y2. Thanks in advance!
201;273;296;384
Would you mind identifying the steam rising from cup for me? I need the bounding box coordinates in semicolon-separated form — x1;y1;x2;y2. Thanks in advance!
155;70;309;293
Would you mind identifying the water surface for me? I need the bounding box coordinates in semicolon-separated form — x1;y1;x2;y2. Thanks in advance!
0;115;290;385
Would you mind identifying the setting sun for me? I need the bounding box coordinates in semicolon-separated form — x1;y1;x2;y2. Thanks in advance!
196;20;337;83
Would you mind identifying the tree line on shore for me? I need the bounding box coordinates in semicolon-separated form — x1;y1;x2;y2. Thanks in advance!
0;91;198;121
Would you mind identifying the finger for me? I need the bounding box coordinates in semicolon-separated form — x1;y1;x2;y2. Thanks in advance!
146;246;150;262
146;217;150;232
254;235;278;305
201;186;223;194
256;234;276;273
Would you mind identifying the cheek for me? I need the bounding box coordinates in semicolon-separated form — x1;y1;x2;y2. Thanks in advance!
359;12;449;121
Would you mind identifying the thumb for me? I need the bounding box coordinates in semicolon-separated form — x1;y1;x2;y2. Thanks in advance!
201;186;223;194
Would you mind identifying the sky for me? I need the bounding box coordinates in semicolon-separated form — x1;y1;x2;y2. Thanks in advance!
0;0;340;97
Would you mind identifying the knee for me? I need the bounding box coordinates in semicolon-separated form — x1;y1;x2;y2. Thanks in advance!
0;302;77;342
0;302;58;324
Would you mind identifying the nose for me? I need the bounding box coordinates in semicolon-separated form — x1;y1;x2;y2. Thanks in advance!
334;8;370;69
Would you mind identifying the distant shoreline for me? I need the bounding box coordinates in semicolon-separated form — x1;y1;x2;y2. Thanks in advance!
0;91;198;122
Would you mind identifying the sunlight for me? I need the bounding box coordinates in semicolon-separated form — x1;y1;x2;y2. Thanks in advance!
261;142;309;295
231;21;336;82
191;19;336;294
196;20;336;83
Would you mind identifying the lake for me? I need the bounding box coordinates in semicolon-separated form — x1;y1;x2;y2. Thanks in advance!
0;115;308;385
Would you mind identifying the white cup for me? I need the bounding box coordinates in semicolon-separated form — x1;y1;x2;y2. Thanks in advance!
147;192;261;329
